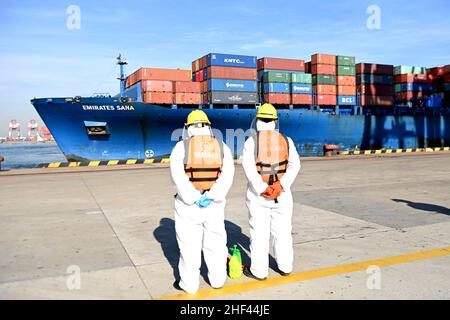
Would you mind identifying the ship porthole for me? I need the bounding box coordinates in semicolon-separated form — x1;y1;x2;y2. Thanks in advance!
145;150;154;158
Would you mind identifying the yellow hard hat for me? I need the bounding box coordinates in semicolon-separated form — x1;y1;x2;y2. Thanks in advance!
256;103;278;120
186;110;211;127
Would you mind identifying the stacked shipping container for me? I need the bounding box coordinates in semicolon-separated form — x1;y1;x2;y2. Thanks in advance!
192;53;257;105
394;65;432;105
336;55;356;106
356;63;394;106
125;68;199;104
311;54;337;105
257;57;309;105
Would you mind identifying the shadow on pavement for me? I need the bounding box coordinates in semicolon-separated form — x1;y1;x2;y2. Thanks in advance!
392;199;450;216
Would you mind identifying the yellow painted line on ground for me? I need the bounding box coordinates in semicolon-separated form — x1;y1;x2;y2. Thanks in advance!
126;159;137;165
48;162;60;168
88;161;100;167
340;151;349;155
444;147;450;151
385;149;392;154
68;162;80;167
434;147;441;152
364;150;371;155
396;149;403;153
161;158;170;164
144;159;155;164
374;150;382;154
157;246;450;300
353;150;360;155
425;148;434;152
107;160;119;166
406;148;413;153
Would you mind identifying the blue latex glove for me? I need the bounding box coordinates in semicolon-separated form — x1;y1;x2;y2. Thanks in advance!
195;194;212;208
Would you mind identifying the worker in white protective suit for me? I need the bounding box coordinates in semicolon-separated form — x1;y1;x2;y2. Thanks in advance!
170;109;235;294
242;103;301;280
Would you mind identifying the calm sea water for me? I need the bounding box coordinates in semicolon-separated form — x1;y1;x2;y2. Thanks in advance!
0;143;66;170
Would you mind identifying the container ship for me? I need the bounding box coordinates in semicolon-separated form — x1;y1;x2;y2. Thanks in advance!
31;53;450;161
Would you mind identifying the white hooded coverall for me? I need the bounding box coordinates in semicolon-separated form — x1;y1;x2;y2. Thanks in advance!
170;126;235;294
242;120;301;279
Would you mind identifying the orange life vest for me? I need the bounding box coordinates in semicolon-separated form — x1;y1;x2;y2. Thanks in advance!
255;130;289;185
184;135;223;191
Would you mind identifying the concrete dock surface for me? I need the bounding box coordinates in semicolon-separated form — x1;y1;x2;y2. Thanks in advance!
1;152;450;299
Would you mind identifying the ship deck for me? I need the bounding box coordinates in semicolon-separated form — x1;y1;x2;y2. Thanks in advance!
1;152;450;299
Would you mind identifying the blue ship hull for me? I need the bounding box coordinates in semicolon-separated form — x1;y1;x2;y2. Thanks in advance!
31;97;450;161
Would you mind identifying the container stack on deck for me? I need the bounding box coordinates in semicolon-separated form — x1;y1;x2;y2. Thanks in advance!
124;68;195;104
356;63;394;107
336;55;356;106
311;54;337;106
257;57;310;105
394;65;432;106
444;65;450;107
192;53;258;105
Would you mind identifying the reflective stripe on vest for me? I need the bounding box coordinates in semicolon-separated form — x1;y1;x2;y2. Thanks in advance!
255;130;289;185
184;135;223;191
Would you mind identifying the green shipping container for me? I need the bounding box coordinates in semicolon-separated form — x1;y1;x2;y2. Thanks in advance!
336;55;355;66
263;71;291;83
337;65;356;76
394;65;427;75
394;84;402;93
291;72;312;84
312;74;336;85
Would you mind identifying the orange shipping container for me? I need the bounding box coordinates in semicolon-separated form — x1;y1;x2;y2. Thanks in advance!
291;94;312;105
141;80;173;92
143;92;174;104
127;68;191;87
200;81;208;93
311;54;336;65
337;85;356;95
360;95;393;106
316;94;336;105
264;93;290;104
312;64;336;75
337;75;356;86
174;93;202;104
207;66;257;80
174;81;201;93
394;74;432;84
313;84;336;95
257;57;305;71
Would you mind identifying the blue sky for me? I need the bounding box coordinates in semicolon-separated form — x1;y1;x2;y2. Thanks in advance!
0;0;449;136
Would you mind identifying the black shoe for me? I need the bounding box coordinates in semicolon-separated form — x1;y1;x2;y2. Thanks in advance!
279;270;291;277
243;267;266;281
173;280;183;291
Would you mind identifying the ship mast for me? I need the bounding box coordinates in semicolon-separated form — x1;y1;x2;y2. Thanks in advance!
117;54;128;97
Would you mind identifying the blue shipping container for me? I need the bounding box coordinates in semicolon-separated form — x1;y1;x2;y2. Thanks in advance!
338;95;356;105
124;82;142;102
291;83;312;94
208;79;257;92
207;53;257;68
401;83;433;92
263;83;290;93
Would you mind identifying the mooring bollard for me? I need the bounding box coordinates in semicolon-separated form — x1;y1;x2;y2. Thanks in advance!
323;145;340;157
0;155;4;171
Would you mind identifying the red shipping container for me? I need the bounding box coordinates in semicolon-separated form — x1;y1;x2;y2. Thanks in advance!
360;95;393;106
445;74;450;82
291;94;312;105
140;80;173;92
174;81;201;93
174;93;202;104
395;74;432;84
200;81;208;93
444;65;450;74
312;64;336;75
311;54;336;65
313;84;336;95
143;92;174;104
127;68;191;87
356;63;394;75
317;94;336;105
201;55;207;70
427;67;444;77
358;84;393;96
257;57;305;71
207;66;257;80
264;93;290;104
305;61;311;73
337;75;356;86
337;85;356;95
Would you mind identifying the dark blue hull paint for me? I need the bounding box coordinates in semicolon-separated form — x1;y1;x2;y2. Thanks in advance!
31;97;450;161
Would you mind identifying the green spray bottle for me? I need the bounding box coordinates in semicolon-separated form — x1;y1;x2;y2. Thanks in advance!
228;245;243;279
